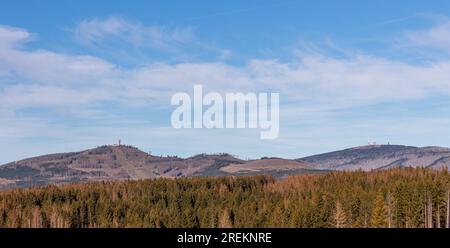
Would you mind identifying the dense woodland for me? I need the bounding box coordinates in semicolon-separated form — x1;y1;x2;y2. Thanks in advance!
0;167;450;228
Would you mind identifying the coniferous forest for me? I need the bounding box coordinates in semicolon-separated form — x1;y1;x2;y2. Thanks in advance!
0;168;449;228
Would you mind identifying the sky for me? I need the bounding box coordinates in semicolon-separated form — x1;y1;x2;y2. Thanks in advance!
2;0;450;163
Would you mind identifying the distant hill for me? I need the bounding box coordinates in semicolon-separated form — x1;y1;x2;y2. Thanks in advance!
220;158;312;174
2;144;450;189
298;145;450;171
0;145;320;189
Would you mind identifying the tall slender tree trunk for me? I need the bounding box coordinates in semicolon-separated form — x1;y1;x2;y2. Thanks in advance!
446;189;450;228
428;194;433;228
387;192;392;228
424;194;428;228
437;204;441;228
364;211;368;228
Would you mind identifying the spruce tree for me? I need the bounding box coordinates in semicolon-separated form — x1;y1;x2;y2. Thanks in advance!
333;201;347;228
371;191;388;227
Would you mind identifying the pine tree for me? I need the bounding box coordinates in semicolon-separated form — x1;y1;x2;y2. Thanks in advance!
219;208;233;228
446;188;450;228
386;192;393;228
209;211;219;228
333;201;347;228
425;192;433;228
371;191;388;227
0;168;449;228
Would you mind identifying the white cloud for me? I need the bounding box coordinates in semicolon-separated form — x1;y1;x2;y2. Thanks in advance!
0;25;31;48
403;19;450;54
71;16;233;62
2;22;450;110
1;20;450;162
0;25;117;86
73;16;194;52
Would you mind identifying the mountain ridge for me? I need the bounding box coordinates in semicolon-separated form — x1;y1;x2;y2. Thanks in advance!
0;144;316;189
2;144;450;189
297;144;450;171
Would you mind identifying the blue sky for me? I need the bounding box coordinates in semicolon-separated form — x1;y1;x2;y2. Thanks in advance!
2;0;450;163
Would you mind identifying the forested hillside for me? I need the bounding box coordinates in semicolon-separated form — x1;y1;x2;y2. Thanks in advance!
0;168;449;228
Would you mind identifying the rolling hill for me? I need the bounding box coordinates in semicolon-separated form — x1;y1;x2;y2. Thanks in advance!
0;145;319;189
2;144;450;189
298;145;450;171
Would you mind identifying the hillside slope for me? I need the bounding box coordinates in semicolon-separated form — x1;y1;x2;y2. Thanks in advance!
298;145;450;171
3;144;450;189
0;145;244;189
0;145;321;189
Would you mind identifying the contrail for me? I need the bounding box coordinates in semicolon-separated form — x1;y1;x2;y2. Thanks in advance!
361;14;419;31
185;1;300;21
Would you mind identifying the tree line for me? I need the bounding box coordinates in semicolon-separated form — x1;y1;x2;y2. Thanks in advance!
0;167;449;228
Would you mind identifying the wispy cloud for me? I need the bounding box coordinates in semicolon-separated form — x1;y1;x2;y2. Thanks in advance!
73;16;194;52
0;25;32;48
404;19;450;54
2;17;450;162
71;16;233;63
3;21;450;109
